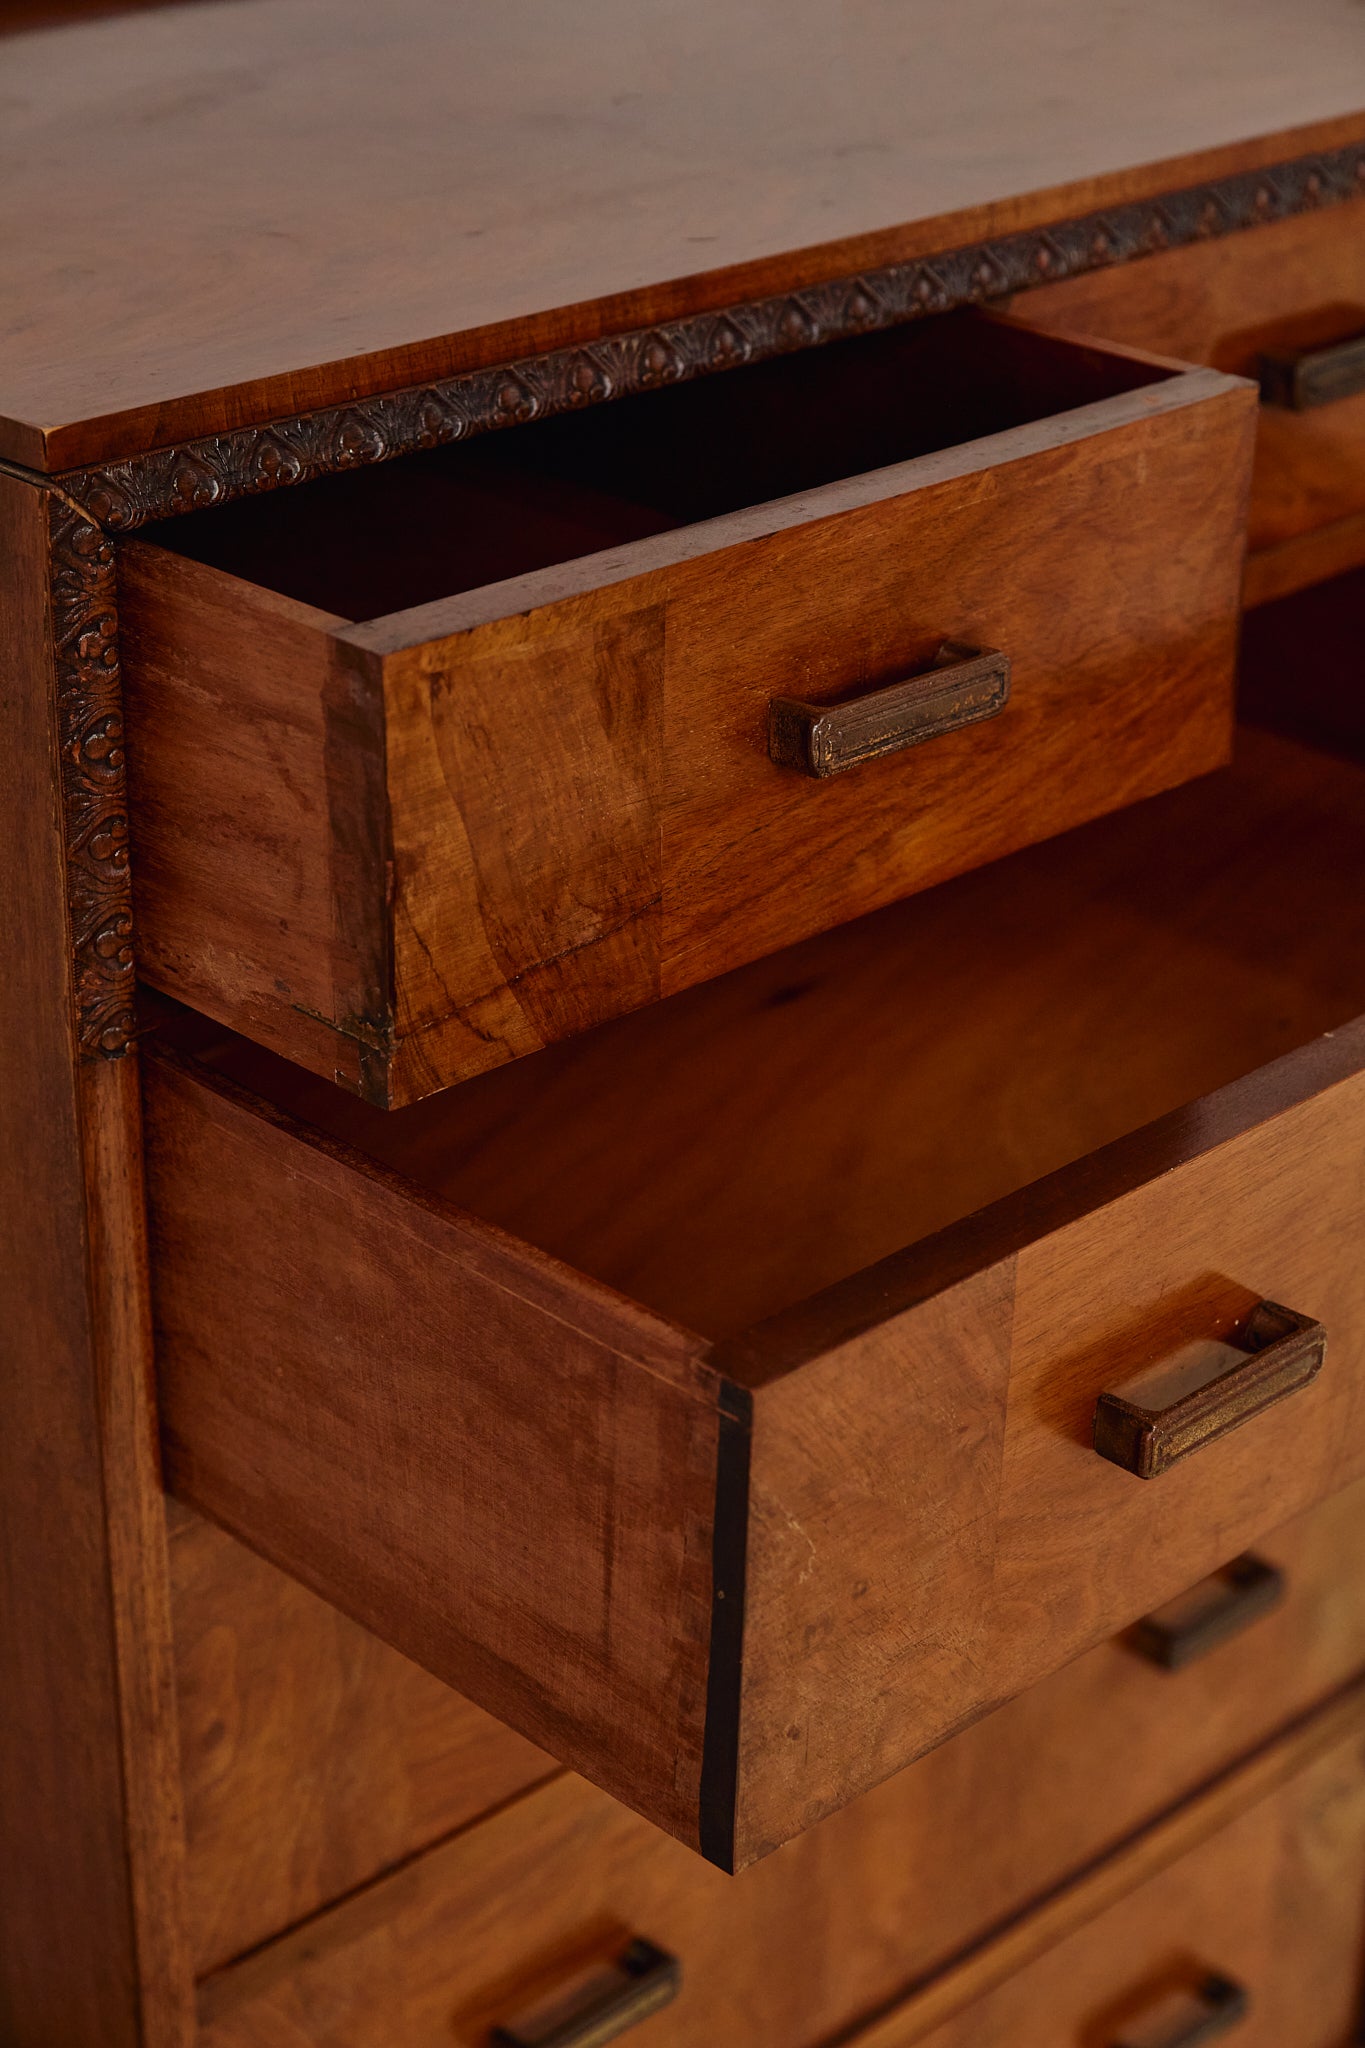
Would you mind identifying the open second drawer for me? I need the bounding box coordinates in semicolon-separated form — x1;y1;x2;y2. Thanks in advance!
120;311;1252;1106
142;594;1365;1871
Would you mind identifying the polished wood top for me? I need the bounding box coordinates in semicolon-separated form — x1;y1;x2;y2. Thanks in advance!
3;0;1365;470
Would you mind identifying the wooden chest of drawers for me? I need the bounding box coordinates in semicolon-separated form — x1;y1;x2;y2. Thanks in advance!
7;6;1365;2046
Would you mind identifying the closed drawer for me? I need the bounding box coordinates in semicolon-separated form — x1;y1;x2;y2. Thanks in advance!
119;312;1253;1106
143;621;1365;1869
864;1693;1365;2048
188;1481;1365;2035
169;1507;555;1976
1018;196;1365;606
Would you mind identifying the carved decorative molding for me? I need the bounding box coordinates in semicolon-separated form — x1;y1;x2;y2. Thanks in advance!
48;498;137;1059
60;141;1365;533
48;138;1365;1058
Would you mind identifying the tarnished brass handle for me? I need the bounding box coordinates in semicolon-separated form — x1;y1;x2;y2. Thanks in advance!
1128;1554;1284;1670
491;1939;680;2048
1107;1973;1249;2047
1093;1300;1324;1481
1258;331;1365;409
768;640;1010;778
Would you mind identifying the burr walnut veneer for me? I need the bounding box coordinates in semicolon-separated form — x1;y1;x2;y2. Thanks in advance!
7;5;1365;2044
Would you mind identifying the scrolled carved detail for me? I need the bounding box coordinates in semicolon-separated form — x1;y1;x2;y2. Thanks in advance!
48;498;137;1059
58;142;1365;534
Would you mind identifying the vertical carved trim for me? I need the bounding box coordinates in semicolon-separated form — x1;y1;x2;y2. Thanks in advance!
48;497;137;1059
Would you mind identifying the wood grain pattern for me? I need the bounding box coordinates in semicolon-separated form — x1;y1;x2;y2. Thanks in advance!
1020;197;1365;598
145;724;1365;1864
145;1051;722;1855
0;470;193;2040
859;1696;1365;2048
169;1513;556;1976
193;1592;1365;2048
2;1;1363;469
117;545;390;1095
121;328;1254;1105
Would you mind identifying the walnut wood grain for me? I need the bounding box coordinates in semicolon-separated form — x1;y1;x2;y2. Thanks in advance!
171;1476;1365;1984
853;1683;1365;2048
119;326;1253;1104
2;2;1363;471
191;1645;1365;2048
170;1513;557;1976
144;722;1365;1866
0;471;193;2041
1021;196;1365;600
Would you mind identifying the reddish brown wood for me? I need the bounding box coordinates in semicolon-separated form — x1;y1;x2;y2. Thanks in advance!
119;325;1254;1105
192;1622;1365;2048
170;1513;557;1975
0;470;193;2041
1021;196;1365;601
863;1700;1365;2048
1;3;1363;471
143;721;1365;1867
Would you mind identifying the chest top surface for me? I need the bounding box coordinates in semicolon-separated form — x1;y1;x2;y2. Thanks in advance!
3;0;1365;471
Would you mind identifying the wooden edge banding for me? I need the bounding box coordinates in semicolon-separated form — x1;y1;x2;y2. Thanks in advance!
48;141;1365;537
697;1381;753;1871
836;1678;1365;2048
718;1018;1365;1387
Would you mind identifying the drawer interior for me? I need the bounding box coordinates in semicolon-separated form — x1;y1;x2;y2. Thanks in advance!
138;312;1173;619
158;578;1365;1342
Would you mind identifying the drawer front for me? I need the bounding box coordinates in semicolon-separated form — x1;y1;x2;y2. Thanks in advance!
170;1509;554;1975
144;1010;1365;1869
1018;198;1365;604
177;1476;1365;1990
144;699;1365;1868
869;1702;1365;2048
193;1619;1365;2048
119;336;1252;1107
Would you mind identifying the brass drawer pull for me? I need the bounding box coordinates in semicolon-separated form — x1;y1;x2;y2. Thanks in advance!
768;640;1010;777
1128;1554;1284;1670
1107;1972;1248;2047
1258;331;1365;410
1093;1299;1324;1480
491;1938;680;2048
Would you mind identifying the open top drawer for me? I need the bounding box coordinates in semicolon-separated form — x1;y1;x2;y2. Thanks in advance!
144;586;1365;1868
120;311;1254;1105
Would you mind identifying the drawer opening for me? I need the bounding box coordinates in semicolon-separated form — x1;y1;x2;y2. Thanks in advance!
137;310;1174;620
158;638;1365;1344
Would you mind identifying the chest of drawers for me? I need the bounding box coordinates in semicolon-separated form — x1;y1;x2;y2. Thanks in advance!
6;5;1365;2045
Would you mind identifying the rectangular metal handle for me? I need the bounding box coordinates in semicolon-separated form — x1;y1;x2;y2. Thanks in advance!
1258;332;1365;409
1108;1973;1249;2048
768;640;1010;778
491;1939;680;2048
1093;1300;1324;1480
1127;1554;1284;1670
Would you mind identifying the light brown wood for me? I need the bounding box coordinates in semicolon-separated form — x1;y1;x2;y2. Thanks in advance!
170;1512;557;1976
193;1616;1365;2048
1020;197;1365;601
858;1690;1365;2048
0;471;193;2040
120;321;1254;1105
143;719;1365;1866
2;3;1363;467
